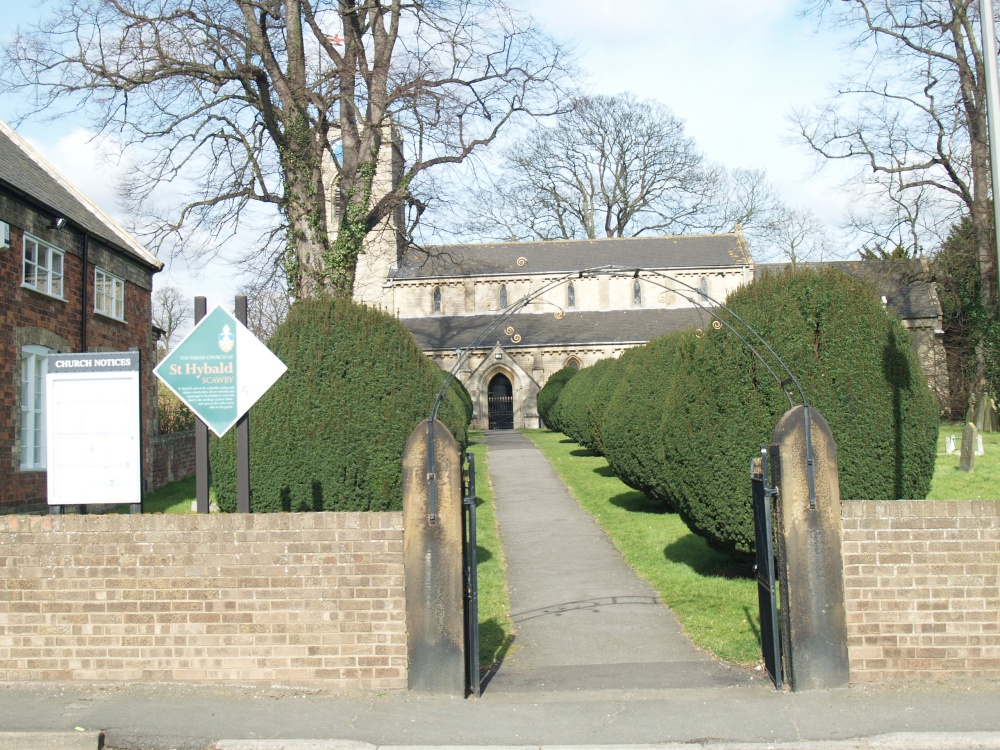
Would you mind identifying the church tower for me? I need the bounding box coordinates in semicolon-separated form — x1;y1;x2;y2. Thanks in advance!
323;127;404;311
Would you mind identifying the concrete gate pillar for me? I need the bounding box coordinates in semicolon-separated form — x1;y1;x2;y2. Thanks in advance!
402;418;465;694
771;405;850;691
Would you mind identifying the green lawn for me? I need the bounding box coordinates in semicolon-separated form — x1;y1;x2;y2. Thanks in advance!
133;475;205;514
520;429;762;665
927;425;1000;500
466;433;516;671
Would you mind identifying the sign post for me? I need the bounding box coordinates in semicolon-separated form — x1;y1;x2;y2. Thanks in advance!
46;350;142;513
155;301;287;512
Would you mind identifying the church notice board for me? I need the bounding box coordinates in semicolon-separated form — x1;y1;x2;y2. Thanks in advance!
45;350;142;506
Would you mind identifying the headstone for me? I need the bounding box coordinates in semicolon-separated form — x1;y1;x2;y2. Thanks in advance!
976;433;985;456
959;422;977;473
946;435;957;455
402;418;465;695
975;393;987;432
771;405;849;691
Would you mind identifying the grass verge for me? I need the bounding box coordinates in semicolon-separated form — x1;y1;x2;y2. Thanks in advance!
521;428;761;665
928;425;1000;500
467;432;515;671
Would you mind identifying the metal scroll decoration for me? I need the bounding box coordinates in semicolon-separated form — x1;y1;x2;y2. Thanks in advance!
504;325;522;344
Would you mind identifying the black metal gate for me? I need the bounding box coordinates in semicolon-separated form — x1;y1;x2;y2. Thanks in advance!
462;451;481;697
487;374;513;430
751;446;782;690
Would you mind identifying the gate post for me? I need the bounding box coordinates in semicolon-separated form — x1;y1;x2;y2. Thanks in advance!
771;405;849;691
402;418;465;695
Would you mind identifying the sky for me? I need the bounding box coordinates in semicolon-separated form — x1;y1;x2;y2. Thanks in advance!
0;0;858;316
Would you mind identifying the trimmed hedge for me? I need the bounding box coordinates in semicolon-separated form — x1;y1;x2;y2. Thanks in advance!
211;296;469;513
537;366;578;428
552;357;623;454
601;330;696;511
661;268;939;560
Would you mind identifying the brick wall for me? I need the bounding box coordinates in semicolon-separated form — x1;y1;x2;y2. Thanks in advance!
841;500;1000;682
0;512;406;689
150;431;196;490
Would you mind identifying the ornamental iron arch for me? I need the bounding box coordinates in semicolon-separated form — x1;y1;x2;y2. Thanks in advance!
429;263;818;511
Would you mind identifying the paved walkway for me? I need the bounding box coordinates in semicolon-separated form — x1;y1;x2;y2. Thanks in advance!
482;430;757;694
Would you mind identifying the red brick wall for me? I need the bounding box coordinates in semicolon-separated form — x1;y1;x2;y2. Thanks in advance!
0;512;406;689
150;431;196;490
841;500;1000;682
1;194;158;512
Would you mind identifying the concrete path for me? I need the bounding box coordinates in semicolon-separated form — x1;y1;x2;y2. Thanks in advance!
481;430;757;694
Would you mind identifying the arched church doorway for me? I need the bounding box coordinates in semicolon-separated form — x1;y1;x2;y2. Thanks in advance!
487;373;514;430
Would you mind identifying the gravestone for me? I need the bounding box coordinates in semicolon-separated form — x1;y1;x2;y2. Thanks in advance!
976;433;985;456
959;422;977;473
402;418;465;695
946;435;957;455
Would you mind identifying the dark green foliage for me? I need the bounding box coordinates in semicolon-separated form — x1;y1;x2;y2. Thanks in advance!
662;268;939;560
537;366;578;428
452;376;474;426
211;296;469;513
552;357;623;454
601;331;696;511
933;216;1000;416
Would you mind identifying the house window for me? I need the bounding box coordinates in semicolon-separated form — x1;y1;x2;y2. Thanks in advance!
632;280;642;306
567;282;576;308
432;286;442;313
95;268;126;320
1;220;9;249
22;234;64;298
20;345;50;470
499;284;508;309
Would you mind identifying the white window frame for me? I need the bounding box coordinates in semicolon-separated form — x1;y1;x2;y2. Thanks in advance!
22;234;65;299
20;345;50;470
94;267;126;321
1;220;9;249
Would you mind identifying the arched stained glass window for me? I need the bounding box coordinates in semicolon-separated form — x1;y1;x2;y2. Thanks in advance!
567;282;576;308
499;284;509;309
566;357;581;370
432;286;442;313
699;277;709;298
632;280;642;306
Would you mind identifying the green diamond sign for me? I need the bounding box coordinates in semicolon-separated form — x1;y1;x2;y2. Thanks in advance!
154;306;287;437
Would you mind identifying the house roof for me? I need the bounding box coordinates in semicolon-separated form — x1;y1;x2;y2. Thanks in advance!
755;261;941;321
0;120;162;270
400;307;711;351
395;232;751;280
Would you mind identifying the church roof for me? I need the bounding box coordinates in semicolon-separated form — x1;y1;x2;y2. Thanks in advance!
395;232;751;280
0;120;162;270
400;308;711;351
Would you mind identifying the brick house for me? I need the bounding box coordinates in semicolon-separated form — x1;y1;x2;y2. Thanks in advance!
0;120;163;512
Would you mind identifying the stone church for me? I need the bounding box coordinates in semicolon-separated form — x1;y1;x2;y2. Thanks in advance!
330;146;948;430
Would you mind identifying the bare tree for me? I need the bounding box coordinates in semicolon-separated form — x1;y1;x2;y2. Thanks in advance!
239;280;292;341
2;0;570;298
459;93;789;246
795;0;996;307
761;206;831;269
152;285;192;356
